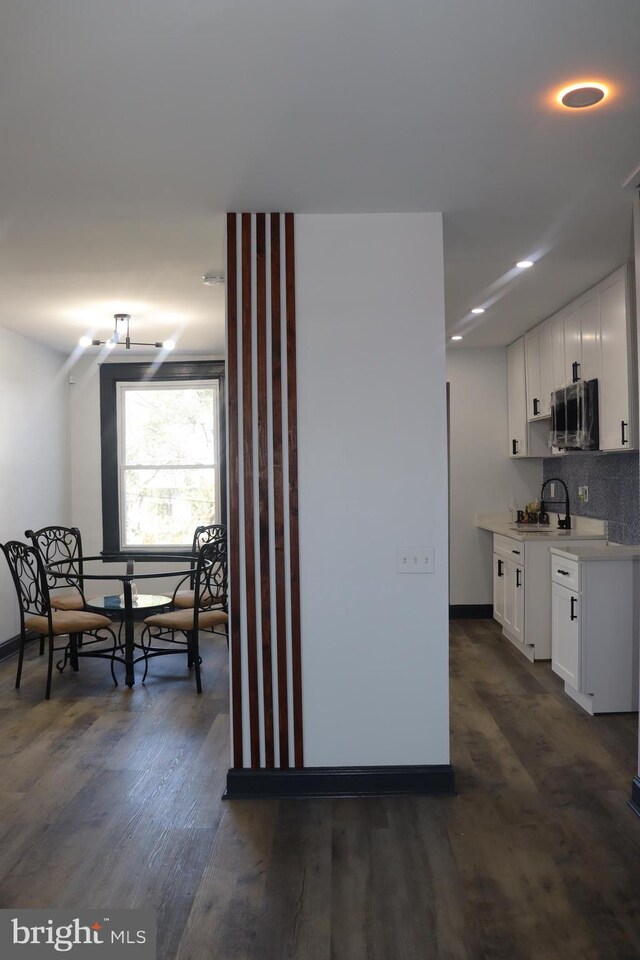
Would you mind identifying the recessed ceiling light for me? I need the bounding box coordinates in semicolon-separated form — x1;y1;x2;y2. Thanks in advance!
558;82;608;109
450;335;463;341
203;273;225;286
516;260;534;269
471;307;485;314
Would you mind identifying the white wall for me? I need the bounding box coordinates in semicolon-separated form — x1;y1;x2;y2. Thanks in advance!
296;213;449;767
0;326;70;641
447;347;542;606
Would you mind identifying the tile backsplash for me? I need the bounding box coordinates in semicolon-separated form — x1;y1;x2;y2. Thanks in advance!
542;451;639;544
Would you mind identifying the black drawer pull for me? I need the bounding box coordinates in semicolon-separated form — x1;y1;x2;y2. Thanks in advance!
512;438;518;455
557;569;570;576
533;398;540;416
512;549;521;555
621;420;628;445
497;559;504;577
516;568;522;588
570;596;577;621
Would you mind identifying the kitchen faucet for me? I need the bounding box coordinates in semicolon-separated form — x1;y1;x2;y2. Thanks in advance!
540;478;571;530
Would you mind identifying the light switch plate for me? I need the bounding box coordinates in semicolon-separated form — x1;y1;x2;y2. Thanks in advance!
396;547;435;574
578;485;589;504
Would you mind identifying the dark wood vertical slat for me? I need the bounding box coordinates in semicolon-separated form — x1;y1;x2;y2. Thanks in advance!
242;212;260;768
226;213;243;769
270;213;290;769
285;212;304;768
256;213;274;768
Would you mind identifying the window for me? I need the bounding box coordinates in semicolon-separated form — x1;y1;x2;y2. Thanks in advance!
100;361;225;555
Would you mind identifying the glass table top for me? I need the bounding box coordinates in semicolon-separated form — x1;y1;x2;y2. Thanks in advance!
88;594;171;612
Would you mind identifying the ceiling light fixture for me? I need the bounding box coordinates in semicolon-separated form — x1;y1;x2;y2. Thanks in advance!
203;273;225;286
516;260;534;269
471;307;485;314
79;314;175;351
557;82;608;109
450;335;463;341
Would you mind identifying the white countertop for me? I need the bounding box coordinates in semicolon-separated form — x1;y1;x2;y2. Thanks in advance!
476;512;607;542
550;544;640;562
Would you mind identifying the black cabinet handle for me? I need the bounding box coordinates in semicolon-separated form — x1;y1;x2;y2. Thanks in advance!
557;569;570;576
572;361;580;383
516;568;522;588
497;559;503;577
570;596;577;621
533;398;540;416
512;549;521;555
512;439;518;455
621;420;628;445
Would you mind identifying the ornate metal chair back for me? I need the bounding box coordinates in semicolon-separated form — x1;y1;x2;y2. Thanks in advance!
25;526;85;597
186;523;227;588
0;541;51;621
194;538;228;620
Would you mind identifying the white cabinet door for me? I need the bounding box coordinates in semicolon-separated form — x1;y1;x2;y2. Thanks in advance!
525;332;542;421
599;269;633;451
563;305;581;386
507;338;528;457
551;581;580;688
511;562;525;643
538;324;553;417
550;314;566;391
493;553;505;625
579;292;601;383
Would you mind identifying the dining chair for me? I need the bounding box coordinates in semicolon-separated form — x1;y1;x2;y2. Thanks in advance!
171;523;227;610
25;525;91;609
141;538;228;693
0;540;117;699
25;525;91;656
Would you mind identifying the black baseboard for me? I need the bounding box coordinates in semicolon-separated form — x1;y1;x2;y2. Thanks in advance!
0;631;38;662
628;777;640;818
449;604;493;620
224;764;455;799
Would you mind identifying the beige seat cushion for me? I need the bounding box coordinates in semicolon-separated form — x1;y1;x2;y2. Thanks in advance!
145;608;228;631
50;593;90;611
25;611;112;636
172;589;223;610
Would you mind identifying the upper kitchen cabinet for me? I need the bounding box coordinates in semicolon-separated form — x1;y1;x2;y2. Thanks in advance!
550;313;566;393
562;303;582;387
554;289;601;388
507;338;528;457
508;337;549;458
598;264;637;451
525;322;553;419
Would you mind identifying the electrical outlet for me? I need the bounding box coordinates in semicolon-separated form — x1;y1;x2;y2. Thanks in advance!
578;485;589;504
396;547;435;574
550;482;555;498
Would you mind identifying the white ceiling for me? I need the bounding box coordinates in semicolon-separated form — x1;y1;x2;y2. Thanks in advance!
0;0;639;354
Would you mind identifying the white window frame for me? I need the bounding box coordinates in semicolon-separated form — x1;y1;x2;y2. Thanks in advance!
116;379;221;551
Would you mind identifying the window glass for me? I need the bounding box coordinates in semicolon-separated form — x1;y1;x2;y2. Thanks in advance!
118;381;219;548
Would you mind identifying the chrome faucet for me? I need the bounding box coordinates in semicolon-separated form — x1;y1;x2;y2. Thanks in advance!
540;478;571;530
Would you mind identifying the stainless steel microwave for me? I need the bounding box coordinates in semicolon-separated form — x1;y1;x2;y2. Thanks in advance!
550;379;599;450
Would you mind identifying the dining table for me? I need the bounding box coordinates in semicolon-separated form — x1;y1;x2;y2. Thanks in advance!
46;554;198;687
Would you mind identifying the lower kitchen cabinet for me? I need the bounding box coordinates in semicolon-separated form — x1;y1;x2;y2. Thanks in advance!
493;534;551;660
550;549;640;714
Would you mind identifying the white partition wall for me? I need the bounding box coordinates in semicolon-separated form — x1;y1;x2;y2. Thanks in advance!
295;213;450;770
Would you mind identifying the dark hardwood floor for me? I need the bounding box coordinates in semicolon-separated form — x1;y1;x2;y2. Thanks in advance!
1;619;639;959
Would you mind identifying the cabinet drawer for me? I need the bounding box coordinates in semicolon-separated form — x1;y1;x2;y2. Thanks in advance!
494;534;524;561
551;554;579;590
